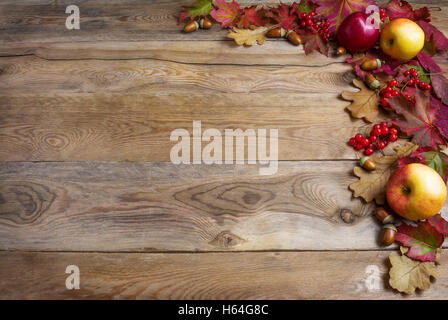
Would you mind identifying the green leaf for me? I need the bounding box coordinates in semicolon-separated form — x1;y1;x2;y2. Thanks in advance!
405;65;430;84
179;0;213;23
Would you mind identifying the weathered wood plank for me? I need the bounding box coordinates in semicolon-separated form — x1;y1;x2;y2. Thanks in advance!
0;0;447;46
1;250;448;299
0;161;383;252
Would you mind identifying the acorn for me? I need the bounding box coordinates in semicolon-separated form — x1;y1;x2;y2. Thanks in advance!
360;58;382;71
184;21;199;33
199;18;212;29
286;30;302;46
382;224;397;246
336;46;346;56
360;156;376;171
373;207;395;224
365;73;380;89
266;27;286;38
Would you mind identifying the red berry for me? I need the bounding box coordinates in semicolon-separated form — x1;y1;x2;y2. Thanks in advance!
383;140;389;146
310;11;315;16
385;86;392;93
355;134;363;142
412;97;416;104
370;135;378;143
365;148;374;156
415;79;420;85
373;127;382;136
404;70;410;77
408;79;415;86
425;84;431;91
388;79;397;87
373;124;381;130
384;92;392;99
361;138;370;147
300;13;306;19
377;141;386;149
389;134;398;142
419;81;426;88
412;71;419;77
391;90;399;97
349;138;356;146
367;143;374;149
380;122;388;128
380;98;390;108
355;144;364;151
409;68;416;73
301;21;306;27
306;19;313;26
390;127;398;135
381;126;390;135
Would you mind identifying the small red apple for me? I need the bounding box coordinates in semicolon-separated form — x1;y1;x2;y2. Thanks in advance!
337;12;380;53
386;163;447;221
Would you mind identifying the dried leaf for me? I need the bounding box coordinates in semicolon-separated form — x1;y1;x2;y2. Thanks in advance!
227;27;268;46
341;79;380;122
428;213;448;237
388;89;446;149
350;142;419;204
396;221;444;262
386;0;430;22
389;253;439;294
314;0;375;35
178;0;213;24
211;0;241;28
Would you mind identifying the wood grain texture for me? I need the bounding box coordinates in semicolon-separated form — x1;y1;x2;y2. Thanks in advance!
1;250;448;299
0;161;382;252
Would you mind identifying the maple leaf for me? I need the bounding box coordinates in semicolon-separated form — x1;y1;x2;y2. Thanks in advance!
226;27;268;46
428;214;448;236
211;0;241;28
385;0;430;22
417;21;448;53
388;89;446;149
341;79;380;122
178;0;213;24
299;31;329;56
314;0;375;35
389;249;439;294
416;52;448;106
350;142;419;204
237;6;268;28
435;103;448;141
265;4;298;31
396;221;444;262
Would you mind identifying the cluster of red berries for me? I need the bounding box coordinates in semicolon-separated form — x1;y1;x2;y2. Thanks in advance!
379;79;399;109
348;122;398;156
403;68;431;91
299;11;330;40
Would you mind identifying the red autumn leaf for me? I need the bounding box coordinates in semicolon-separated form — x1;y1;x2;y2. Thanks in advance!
396;221;444;262
346;50;394;78
388;89;447;149
417;20;448;52
385;0;430;22
178;0;214;24
237;6;268;28
432;74;448;106
417;51;442;73
434;99;448;141
211;0;242;28
428;214;448;236
314;0;376;35
265;4;298;31
398;146;448;182
299;31;329;56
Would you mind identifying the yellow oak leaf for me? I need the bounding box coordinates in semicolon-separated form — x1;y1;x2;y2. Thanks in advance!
389;248;439;295
227;27;268;46
350;142;419;204
342;79;380;123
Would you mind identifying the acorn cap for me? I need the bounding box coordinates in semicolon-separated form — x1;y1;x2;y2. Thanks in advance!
360;156;369;166
375;59;382;68
383;224;397;232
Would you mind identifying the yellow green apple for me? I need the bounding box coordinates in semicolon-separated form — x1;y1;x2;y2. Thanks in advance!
380;18;425;61
386;163;447;221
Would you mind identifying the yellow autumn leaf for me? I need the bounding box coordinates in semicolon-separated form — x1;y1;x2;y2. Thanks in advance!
350;142;419;204
227;27;268;46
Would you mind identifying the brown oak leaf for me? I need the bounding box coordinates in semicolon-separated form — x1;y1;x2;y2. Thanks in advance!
389;248;439;294
342;79;380;122
350;142;419;204
227;27;268;46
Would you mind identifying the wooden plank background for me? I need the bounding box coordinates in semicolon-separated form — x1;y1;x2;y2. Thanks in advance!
0;0;447;299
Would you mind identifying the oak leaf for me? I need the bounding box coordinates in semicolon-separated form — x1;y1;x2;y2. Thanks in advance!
341;79;380;122
227;27;268;46
396;221;444;262
389;249;439;294
350;142;419;204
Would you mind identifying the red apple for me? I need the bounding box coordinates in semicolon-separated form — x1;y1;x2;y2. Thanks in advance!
337;12;380;53
386;163;447;221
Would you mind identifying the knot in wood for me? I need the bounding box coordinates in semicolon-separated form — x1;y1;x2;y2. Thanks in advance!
340;208;355;224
